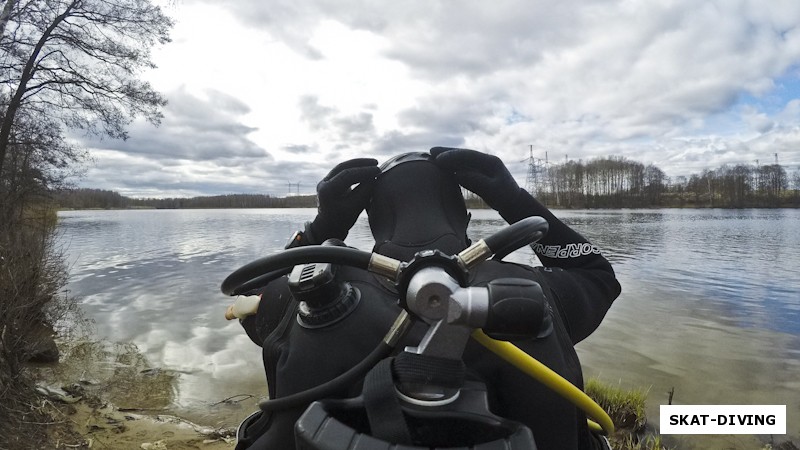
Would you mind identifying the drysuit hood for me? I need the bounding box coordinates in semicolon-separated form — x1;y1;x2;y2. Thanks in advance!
367;152;470;261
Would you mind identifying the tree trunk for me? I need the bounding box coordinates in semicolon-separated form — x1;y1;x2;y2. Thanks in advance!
0;1;77;179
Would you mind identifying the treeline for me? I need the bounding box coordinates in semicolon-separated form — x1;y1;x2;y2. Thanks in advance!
533;156;800;208
56;157;800;211
128;193;317;209
54;188;129;209
55;188;317;209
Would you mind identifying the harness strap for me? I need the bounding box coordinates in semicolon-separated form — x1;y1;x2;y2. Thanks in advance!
362;358;412;445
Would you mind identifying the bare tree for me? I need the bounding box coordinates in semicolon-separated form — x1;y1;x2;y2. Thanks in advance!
0;1;172;444
0;0;172;185
643;164;666;206
0;0;17;40
2;114;85;217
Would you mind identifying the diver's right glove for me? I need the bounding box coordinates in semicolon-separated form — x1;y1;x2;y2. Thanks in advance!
306;158;380;243
430;147;525;218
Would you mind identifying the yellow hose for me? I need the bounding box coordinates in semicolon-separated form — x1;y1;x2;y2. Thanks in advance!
471;329;615;435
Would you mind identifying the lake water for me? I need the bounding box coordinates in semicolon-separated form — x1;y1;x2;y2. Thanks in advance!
56;208;800;448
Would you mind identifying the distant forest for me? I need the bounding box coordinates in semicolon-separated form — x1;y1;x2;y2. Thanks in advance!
55;156;800;210
526;155;800;208
54;190;317;209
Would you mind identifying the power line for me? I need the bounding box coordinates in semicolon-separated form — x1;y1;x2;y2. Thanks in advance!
521;145;548;195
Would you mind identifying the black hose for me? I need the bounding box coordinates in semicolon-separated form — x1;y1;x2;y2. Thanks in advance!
258;341;393;412
484;216;549;257
231;267;293;296
492;230;546;261
221;246;373;296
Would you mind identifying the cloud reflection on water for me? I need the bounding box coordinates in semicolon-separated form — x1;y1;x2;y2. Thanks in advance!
57;207;800;437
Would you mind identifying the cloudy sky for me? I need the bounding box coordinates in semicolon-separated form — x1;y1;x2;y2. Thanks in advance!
77;0;800;198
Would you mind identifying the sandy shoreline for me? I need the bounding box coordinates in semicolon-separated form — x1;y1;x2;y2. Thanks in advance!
47;395;236;450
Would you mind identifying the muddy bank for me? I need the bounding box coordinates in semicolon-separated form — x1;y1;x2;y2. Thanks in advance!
34;339;257;449
46;395;235;450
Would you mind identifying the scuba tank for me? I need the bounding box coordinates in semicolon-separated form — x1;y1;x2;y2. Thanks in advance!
223;218;615;450
237;249;543;449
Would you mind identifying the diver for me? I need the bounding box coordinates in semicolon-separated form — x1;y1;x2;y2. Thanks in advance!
233;148;621;450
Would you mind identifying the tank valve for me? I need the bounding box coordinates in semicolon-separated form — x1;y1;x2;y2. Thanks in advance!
288;262;360;328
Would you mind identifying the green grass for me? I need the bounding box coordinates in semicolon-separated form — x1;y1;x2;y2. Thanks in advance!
614;434;667;450
585;377;649;431
585;378;667;450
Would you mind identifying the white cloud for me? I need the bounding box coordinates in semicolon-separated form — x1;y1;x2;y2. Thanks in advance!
74;0;800;196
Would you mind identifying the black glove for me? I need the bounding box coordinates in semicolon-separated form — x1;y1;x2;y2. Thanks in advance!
307;158;380;242
430;147;521;213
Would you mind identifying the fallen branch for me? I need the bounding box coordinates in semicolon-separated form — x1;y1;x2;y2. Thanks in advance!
210;393;254;406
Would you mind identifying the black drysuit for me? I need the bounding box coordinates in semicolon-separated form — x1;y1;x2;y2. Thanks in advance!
237;195;621;450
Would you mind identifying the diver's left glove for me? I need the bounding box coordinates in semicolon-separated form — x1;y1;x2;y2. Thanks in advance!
305;158;380;243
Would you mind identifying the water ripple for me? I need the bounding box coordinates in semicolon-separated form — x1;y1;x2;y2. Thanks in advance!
57;208;800;432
